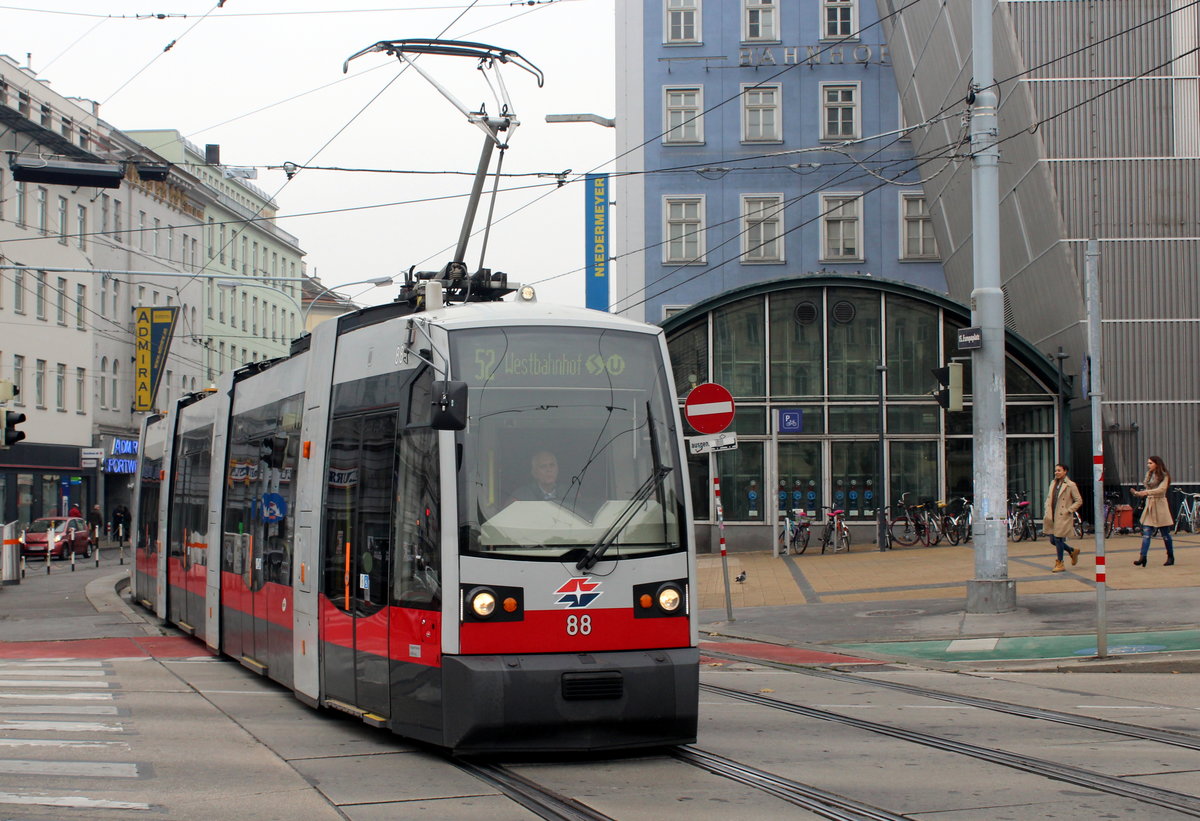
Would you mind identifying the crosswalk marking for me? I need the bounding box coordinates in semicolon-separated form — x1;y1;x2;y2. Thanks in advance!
0;705;120;716
0;719;123;733
0;791;150;810
0;679;111;688
0;661;105;668
0;669;110;677
0;692;112;701
0;759;139;778
0;738;129;750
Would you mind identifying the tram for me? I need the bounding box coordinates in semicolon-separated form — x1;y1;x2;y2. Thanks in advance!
132;40;698;753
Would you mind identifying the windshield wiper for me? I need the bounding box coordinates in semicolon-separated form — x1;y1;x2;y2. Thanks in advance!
576;465;672;572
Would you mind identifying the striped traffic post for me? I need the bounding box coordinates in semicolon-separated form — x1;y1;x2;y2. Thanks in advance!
714;477;734;622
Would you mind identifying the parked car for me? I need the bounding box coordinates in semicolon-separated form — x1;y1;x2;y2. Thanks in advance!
19;517;93;560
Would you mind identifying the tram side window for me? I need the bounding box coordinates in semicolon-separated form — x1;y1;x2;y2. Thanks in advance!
222;416;257;581
168;425;212;563
393;427;439;608
138;456;162;554
322;413;397;615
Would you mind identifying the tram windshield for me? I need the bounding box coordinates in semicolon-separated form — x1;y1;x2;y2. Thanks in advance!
451;326;686;562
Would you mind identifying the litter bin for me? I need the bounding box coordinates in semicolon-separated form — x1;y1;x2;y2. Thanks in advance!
2;522;19;585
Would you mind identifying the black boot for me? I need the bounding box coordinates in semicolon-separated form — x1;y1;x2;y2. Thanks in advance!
1164;553;1175;566
1134;556;1147;567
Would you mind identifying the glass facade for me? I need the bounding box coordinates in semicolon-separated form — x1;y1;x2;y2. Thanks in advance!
665;280;1059;541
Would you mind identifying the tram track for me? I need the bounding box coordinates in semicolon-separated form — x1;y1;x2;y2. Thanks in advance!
454;758;617;821
702;681;1200;818
671;746;911;821
705;648;1200;751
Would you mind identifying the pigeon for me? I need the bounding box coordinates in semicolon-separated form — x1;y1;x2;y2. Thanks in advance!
734;570;747;583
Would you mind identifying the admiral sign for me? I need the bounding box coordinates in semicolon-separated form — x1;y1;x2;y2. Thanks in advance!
133;306;180;412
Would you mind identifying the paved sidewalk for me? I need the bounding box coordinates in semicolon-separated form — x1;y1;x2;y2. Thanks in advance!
699;533;1200;669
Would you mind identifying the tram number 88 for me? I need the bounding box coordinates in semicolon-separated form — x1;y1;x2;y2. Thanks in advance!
566;614;592;636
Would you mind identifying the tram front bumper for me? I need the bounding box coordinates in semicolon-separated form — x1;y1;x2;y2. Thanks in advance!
441;647;699;754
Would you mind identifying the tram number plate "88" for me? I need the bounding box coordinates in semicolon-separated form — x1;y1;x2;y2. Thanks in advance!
565;615;593;635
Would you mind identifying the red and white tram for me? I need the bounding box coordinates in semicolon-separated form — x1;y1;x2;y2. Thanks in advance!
133;287;698;753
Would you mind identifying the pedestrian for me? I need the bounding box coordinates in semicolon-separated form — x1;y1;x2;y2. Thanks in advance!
1131;456;1175;566
1043;463;1083;573
68;503;81;517
112;504;131;547
87;504;103;546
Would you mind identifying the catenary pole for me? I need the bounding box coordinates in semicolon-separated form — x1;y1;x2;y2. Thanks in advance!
1086;239;1107;657
966;0;1014;612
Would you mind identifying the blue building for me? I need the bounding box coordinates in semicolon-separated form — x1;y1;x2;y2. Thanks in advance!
613;1;1066;550
614;0;946;323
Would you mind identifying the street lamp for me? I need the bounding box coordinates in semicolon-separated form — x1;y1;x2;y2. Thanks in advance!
301;276;393;328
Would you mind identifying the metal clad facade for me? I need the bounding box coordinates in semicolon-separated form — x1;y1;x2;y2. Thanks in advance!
877;0;1200;484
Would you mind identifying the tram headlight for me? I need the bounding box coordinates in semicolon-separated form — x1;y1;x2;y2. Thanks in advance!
657;584;683;613
468;587;497;618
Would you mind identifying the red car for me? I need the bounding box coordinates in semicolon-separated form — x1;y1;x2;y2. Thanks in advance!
19;517;93;560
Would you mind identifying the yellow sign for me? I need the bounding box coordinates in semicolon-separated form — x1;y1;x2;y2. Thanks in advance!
133;306;180;412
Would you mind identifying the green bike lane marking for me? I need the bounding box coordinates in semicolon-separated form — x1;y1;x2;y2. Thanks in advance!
833;629;1200;662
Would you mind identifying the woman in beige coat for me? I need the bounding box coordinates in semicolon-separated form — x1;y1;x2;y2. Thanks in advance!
1044;463;1083;572
1132;456;1175;566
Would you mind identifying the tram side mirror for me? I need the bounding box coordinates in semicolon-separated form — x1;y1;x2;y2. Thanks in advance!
431;380;468;430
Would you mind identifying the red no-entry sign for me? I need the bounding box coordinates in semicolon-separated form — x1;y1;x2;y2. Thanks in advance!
685;383;735;434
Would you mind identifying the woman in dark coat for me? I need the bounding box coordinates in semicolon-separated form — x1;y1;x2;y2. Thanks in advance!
1132;456;1174;566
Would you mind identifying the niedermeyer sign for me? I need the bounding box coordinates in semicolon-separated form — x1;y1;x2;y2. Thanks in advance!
684;383;735;434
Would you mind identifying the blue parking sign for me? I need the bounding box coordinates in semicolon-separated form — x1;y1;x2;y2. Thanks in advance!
778;408;803;433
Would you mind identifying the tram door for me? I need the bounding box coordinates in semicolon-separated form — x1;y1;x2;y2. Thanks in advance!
322;414;395;718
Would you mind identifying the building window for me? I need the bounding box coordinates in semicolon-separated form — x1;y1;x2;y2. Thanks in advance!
79;127;90;150
113;199;123;242
112;280;119;318
742;84;781;142
76;367;86;413
100;194;110;235
76;284;87;329
664;197;705;263
12;356;24;405
823;0;856;40
153;218;161;256
100;357;108;408
821;83;859;140
14;181;25;228
35;271;47;320
901;193;938;259
36;187;48;235
57;197;68;244
665;0;700;44
110;359;119;411
743;0;776;41
742;195;784;262
820;194;862;261
55;363;66;411
34;359;45;408
138;210;147;250
76;204;87;249
219;223;227;265
13;269;25;314
664;87;704;144
56;277;67;324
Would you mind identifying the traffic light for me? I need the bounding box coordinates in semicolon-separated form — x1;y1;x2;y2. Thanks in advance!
932;363;964;411
2;410;27;448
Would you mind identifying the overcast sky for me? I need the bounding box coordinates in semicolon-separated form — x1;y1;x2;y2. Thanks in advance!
5;0;615;307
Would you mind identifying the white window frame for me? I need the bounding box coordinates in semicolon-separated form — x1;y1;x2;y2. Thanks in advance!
820;193;863;262
663;196;706;264
663;86;704;144
741;84;781;143
900;192;938;260
821;0;857;41
741;194;785;263
743;0;778;42
820;82;860;141
664;0;700;44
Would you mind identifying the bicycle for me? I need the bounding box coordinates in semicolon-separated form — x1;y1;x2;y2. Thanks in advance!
888;492;927;547
1007;490;1037;542
816;506;851;554
1173;488;1200;534
939;496;972;545
778;508;811;555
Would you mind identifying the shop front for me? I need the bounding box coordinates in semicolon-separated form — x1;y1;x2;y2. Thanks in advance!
664;276;1061;552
